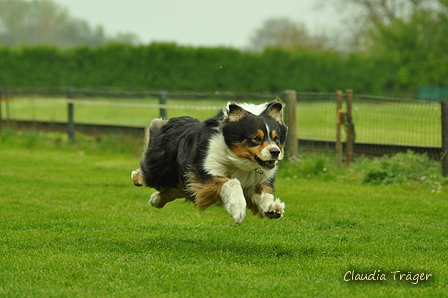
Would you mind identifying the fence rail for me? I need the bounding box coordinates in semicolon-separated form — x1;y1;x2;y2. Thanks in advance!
1;87;446;174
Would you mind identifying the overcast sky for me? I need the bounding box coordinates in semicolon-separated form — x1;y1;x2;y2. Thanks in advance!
55;0;340;48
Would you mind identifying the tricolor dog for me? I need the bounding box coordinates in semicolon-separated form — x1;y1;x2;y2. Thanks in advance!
131;100;287;224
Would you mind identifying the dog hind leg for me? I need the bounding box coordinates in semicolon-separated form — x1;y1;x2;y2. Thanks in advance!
149;187;184;208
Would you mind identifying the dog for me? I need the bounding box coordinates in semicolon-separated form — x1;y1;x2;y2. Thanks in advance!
131;100;287;224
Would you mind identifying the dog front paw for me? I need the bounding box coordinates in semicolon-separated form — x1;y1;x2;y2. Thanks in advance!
264;199;285;219
229;202;247;225
220;178;247;224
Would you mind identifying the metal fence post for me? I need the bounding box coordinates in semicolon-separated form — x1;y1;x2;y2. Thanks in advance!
441;100;448;177
159;90;167;119
67;88;75;144
282;90;298;159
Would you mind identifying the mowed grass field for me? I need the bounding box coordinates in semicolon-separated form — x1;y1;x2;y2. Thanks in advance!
1;131;447;297
2;96;441;146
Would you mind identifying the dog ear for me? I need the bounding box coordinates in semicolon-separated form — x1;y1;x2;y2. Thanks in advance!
225;102;247;122
263;100;284;124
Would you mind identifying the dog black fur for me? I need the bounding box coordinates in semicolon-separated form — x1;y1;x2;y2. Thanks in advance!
132;100;287;224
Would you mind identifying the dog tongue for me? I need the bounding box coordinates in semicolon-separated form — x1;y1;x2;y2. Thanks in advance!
263;160;276;169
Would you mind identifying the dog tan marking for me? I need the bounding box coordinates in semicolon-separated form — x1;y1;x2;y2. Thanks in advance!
271;130;279;142
186;174;230;211
255;183;274;195
255;129;264;141
187;174;246;224
229;141;254;160
230;138;278;169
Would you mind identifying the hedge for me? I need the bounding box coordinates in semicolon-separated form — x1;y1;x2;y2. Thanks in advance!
0;43;397;94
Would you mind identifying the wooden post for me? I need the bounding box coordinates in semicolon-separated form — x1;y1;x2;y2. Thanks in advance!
159;90;167;119
346;89;354;165
282;90;298;159
4;86;10;121
0;89;2;127
441;100;448;177
67;88;75;144
336;90;343;165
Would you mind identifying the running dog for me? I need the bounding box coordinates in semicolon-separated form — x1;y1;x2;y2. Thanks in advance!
131;100;287;224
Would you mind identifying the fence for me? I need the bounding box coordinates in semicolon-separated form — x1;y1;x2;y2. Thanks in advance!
0;87;447;175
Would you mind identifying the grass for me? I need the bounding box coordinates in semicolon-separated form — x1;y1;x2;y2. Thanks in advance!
1;130;447;297
2;96;441;146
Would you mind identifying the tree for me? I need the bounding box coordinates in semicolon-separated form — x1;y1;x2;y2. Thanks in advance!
0;0;140;47
321;0;446;50
247;17;332;52
367;8;448;89
323;0;448;90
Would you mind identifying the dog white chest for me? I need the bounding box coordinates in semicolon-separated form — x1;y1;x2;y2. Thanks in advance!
203;134;276;188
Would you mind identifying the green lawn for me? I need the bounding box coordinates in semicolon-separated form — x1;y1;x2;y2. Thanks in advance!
1;132;447;297
2;96;441;146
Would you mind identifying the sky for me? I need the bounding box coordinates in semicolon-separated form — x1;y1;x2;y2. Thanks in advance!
55;0;340;49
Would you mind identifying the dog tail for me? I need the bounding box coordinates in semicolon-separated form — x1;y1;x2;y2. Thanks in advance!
143;118;168;152
133;118;168;187
143;124;151;152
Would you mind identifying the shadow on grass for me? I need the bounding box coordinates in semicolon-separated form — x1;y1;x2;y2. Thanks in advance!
60;233;322;262
97;236;299;259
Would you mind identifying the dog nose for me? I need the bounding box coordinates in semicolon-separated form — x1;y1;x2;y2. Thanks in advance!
270;148;280;159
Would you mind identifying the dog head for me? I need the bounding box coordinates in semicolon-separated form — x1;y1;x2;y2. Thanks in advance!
222;100;288;170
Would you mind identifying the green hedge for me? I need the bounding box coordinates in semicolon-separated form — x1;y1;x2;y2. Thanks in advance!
0;43;397;94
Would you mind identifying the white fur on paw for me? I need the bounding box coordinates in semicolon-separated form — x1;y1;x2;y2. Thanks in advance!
220;179;247;224
264;199;285;219
149;192;162;208
225;193;247;224
229;201;247;224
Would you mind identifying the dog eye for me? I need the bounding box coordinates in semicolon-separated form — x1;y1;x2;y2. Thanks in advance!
253;136;262;142
273;136;279;142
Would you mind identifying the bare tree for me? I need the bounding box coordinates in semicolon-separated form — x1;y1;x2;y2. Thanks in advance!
248;17;332;52
0;0;140;47
108;32;141;46
319;0;446;51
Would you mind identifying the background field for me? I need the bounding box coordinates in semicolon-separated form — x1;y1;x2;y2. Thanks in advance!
2;95;441;146
1;132;447;297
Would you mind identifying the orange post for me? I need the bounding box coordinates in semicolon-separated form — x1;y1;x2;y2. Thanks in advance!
346;89;354;165
283;90;298;159
336;90;343;165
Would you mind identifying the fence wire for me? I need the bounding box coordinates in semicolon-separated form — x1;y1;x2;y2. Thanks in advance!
0;88;442;149
353;94;440;147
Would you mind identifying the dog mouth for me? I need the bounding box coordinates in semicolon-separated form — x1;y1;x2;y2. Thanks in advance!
254;156;277;169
